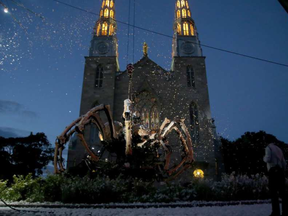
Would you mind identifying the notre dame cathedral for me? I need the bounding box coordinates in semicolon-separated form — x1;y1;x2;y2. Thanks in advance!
67;0;222;178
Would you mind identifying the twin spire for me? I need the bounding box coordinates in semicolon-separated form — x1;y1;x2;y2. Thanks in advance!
91;0;200;58
93;0;196;38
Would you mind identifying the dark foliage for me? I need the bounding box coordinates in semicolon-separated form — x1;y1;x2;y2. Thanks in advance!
0;133;53;181
0;173;272;203
221;131;288;176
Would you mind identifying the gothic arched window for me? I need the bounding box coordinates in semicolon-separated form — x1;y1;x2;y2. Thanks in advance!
110;10;114;18
182;9;187;18
190;102;199;140
105;0;110;7
135;92;160;130
181;0;185;7
150;106;160;129
177;10;181;18
186;1;189;8
102;0;105;8
96;23;101;36
102;22;108;35
177;23;182;35
183;22;189;35
109;24;114;35
141;106;150;128
140;105;160;129
187;66;195;87
110;0;114;8
95;65;104;88
104;9;109;18
177;0;181;8
100;10;103;17
190;24;194;36
187;9;191;17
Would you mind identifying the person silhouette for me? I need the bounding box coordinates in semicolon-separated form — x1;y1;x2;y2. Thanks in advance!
263;143;287;216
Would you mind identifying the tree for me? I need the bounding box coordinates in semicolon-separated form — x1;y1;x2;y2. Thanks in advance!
0;133;53;181
221;131;288;176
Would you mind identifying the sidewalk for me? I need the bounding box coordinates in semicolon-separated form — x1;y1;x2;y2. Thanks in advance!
0;203;271;216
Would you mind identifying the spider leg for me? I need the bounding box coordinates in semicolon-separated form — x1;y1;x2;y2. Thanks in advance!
179;119;194;163
103;105;117;140
159;118;171;134
54;104;117;173
54;141;61;174
58;145;65;171
77;105;105;133
159;118;194;179
90;115;106;140
161;140;172;171
77;133;99;162
75;104;117;161
77;104;116;141
137;140;148;148
54;117;82;174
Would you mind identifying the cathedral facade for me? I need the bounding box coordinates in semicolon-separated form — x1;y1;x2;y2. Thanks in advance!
67;0;221;178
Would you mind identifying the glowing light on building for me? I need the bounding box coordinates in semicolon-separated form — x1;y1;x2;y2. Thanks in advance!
181;0;185;7
99;133;104;141
177;10;180;18
177;23;181;35
183;22;189;35
177;0;180;8
190;24;194;36
110;10;114;19
109;24;114;35
96;23;101;36
104;8;109;18
182;9;187;18
4;7;8;13
193;169;204;178
105;0;110;7
102;22;108;35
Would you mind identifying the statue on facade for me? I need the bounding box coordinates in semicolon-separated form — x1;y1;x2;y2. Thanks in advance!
143;42;148;57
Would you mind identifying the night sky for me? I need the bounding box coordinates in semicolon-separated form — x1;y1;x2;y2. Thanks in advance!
1;0;288;152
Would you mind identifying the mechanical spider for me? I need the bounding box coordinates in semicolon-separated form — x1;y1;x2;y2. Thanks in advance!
54;100;194;180
54;64;194;180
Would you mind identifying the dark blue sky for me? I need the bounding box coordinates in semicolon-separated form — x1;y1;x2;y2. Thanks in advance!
1;0;288;147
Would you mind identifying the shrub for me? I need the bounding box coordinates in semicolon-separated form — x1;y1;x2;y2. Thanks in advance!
203;173;269;201
0;173;271;203
1;174;44;202
0;180;8;199
42;174;66;202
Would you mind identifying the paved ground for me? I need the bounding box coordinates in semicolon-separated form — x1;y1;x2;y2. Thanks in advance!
0;203;272;216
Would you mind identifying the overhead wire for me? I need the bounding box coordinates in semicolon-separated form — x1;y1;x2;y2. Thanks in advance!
0;0;26;32
8;0;45;20
0;0;6;8
126;0;131;64
49;0;288;68
2;0;45;34
132;0;135;63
